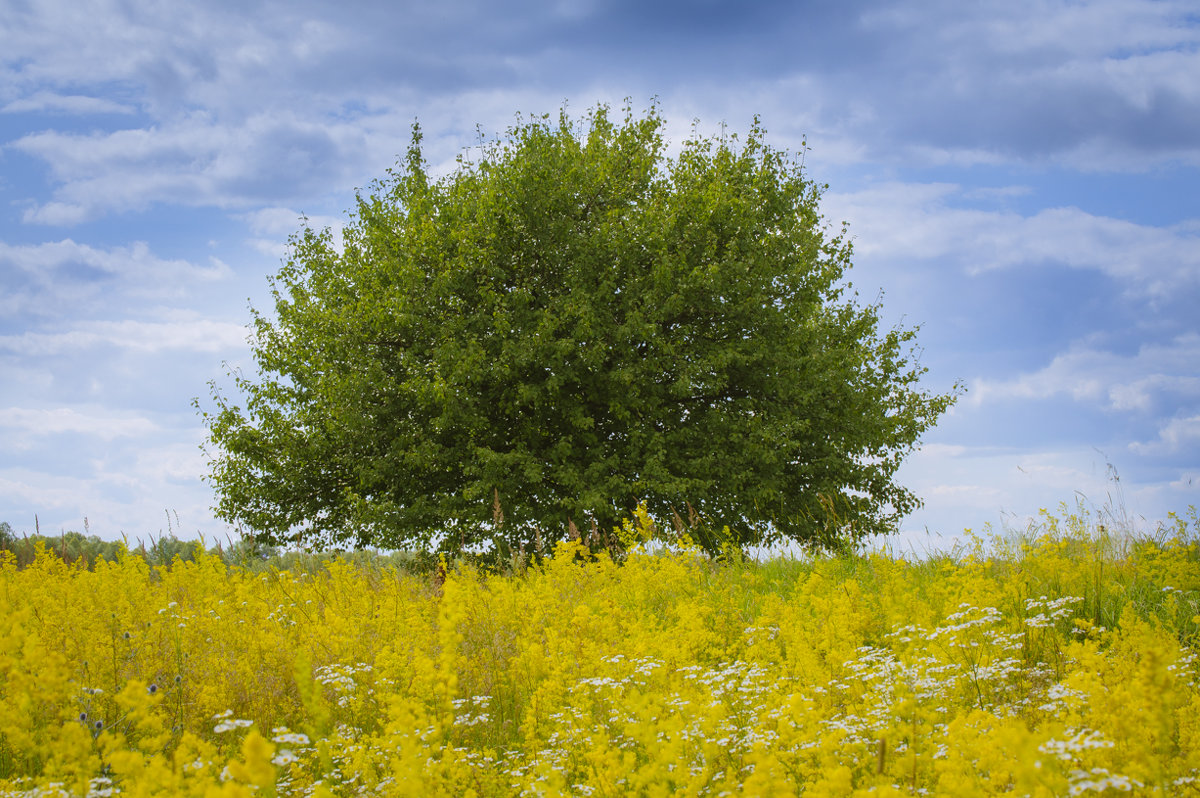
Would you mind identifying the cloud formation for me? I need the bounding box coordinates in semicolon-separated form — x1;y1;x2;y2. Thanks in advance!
969;334;1200;413
4;0;1198;228
12;115;372;223
0;240;232;316
1131;415;1200;456
0;319;248;356
0;407;158;441
823;183;1200;298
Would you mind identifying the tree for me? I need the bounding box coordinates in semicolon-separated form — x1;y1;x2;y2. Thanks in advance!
199;103;959;556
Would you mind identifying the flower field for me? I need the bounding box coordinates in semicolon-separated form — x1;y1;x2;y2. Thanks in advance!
2;508;1199;797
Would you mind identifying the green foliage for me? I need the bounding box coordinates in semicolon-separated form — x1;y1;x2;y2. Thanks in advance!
0;529;126;569
0;527;284;572
199;103;959;556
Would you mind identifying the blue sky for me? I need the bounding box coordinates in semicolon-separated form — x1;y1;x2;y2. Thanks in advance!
1;0;1197;548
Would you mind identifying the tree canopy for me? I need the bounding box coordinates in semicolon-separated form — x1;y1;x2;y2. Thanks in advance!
200;104;959;556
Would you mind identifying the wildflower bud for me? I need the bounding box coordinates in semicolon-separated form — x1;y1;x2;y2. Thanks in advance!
123;631;131;640
148;683;158;694
79;712;88;722
95;720;104;730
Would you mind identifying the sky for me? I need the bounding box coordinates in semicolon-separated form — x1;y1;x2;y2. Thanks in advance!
1;0;1197;551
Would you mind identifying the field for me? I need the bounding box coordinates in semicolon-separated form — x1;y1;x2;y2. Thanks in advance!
2;507;1199;797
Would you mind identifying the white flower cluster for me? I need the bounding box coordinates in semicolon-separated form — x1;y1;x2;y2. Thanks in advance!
212;709;253;734
1068;767;1142;794
314;662;373;708
742;624;780;645
1038;728;1114;762
1025;595;1083;629
85;777;116;797
453;695;492;727
936;603;1005;633
271;727;311;746
1037;681;1087;713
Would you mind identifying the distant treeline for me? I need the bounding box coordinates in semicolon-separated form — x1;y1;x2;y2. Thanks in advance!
0;520;419;572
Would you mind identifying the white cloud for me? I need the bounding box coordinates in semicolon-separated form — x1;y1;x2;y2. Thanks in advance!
0;0;260;111
243;206;341;237
822;183;1200;297
2;0;1196;195
0;239;229;282
1100;49;1200;111
0;408;228;539
9;0;1195;232
0;465;226;540
859;1;1200;167
0;407;158;440
865;0;1196;60
0;240;232;315
916;443;969;458
893;441;1181;545
20;201;93;227
11;113;374;223
2;91;134;115
961;185;1033;201
1130;414;1200;456
968;334;1200;411
242;206;346;258
0;472;96;515
1168;472;1199;492
247;238;289;259
0;319;248;356
129;440;209;484
925;483;1007;505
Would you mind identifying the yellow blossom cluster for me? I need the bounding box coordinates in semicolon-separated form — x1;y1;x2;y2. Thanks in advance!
1;507;1198;796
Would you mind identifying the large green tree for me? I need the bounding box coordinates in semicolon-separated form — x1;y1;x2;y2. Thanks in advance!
200;104;958;555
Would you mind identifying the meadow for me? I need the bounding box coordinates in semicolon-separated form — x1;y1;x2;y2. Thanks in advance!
1;505;1198;797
